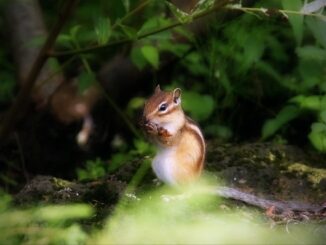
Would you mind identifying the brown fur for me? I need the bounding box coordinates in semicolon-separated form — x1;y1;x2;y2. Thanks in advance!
142;86;206;185
173;119;205;183
143;90;173;118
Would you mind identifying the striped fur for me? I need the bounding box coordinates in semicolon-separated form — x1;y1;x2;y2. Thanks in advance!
143;87;205;185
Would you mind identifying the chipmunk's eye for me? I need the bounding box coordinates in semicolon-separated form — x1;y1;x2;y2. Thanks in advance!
158;103;168;112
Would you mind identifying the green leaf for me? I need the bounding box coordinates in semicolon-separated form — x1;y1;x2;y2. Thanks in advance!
174;26;195;42
57;34;73;48
77;158;106;181
122;0;130;12
309;122;326;152
141;45;159;69
191;0;215;15
242;33;265;69
159;41;190;57
205;124;232;140
133;139;154;155
166;2;192;23
108;153;133;172
218;71;233;96
290;95;326;111
320;110;326;123
256;61;282;82
182;91;215;121
262;105;300;140
127;97;146;116
282;0;303;45
297;59;325;92
94;17;111;45
119;24;138;39
69;25;82;43
306;18;326;49
131;47;147;70
138;17;172;36
296;46;326;61
128;97;146;110
183;52;208;76
78;72;95;94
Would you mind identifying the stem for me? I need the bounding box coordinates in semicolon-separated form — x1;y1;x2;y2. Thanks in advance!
75;42;140;138
111;0;151;29
14;132;29;182
226;6;326;19
114;158;152;212
48;0;231;57
101;90;141;138
0;0;79;142
33;55;77;92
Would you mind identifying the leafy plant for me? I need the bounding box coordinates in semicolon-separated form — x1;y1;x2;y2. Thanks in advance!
94;17;112;45
77;139;154;180
77;158;107;181
182;91;215;121
260;10;326;151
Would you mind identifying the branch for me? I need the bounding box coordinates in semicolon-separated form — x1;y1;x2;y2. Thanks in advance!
226;5;326;20
111;0;151;29
0;0;79;143
49;2;325;58
48;0;231;57
214;187;323;213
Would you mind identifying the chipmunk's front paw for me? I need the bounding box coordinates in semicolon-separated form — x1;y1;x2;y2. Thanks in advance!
143;122;158;135
158;127;172;137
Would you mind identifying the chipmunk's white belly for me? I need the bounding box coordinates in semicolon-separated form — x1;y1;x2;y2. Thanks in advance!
152;147;176;185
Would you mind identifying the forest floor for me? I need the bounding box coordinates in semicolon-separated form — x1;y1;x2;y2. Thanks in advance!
14;142;326;240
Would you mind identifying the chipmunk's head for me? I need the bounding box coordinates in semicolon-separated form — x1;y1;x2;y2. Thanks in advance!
142;85;185;134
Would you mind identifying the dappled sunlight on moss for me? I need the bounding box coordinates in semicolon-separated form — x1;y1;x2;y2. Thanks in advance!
287;162;326;186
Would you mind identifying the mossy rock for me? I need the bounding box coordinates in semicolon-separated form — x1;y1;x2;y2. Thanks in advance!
206;142;326;203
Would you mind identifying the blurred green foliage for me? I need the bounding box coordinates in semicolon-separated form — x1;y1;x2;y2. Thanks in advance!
0;1;325;188
0;190;92;245
77;139;154;180
94;182;323;244
1;182;324;244
77;158;107;181
0;0;324;148
260;12;326;150
0;0;325;242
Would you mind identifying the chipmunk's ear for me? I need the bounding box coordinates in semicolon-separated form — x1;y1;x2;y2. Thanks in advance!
173;88;181;104
154;84;161;93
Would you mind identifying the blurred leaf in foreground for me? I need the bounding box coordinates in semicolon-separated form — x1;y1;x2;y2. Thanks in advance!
0;192;93;245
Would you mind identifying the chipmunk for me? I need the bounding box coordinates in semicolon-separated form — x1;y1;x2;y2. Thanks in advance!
141;85;205;185
141;85;325;218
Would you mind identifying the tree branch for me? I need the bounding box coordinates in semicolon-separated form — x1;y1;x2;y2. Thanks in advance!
0;0;79;143
48;0;231;57
226;5;326;19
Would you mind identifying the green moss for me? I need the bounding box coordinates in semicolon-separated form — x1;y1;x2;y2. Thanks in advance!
52;177;73;189
268;152;277;162
287;163;326;186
